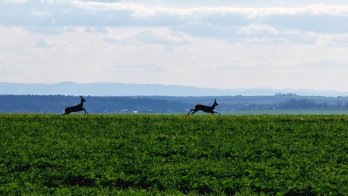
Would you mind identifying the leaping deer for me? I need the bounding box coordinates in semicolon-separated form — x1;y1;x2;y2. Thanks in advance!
187;99;221;115
63;96;88;115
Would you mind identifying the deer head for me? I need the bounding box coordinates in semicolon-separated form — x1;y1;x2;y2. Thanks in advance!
80;96;86;103
213;99;218;106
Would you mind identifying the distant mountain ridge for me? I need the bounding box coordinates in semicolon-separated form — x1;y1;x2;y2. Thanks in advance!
0;82;347;96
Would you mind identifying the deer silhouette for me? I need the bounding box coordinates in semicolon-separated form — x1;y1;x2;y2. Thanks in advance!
187;99;221;115
63;96;88;115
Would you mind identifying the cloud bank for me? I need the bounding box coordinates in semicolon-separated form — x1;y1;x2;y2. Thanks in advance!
1;0;348;93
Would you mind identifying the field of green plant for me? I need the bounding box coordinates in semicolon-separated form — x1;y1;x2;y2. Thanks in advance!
0;114;347;195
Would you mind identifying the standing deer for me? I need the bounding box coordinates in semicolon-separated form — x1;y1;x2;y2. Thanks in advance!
63;96;88;115
187;99;221;115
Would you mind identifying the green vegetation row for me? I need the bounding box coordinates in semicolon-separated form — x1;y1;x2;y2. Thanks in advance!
0;114;347;195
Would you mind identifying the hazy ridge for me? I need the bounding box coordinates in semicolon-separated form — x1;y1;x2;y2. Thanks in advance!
1;82;347;97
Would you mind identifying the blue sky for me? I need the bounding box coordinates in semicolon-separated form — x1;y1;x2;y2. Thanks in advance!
1;0;348;91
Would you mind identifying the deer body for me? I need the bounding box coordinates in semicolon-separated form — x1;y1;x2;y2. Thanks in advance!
187;99;221;115
64;96;88;115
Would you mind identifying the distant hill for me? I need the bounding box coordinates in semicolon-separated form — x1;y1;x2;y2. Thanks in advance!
0;82;348;96
1;94;348;114
0;82;229;96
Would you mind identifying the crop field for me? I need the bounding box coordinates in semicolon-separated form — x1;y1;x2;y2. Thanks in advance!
0;114;347;195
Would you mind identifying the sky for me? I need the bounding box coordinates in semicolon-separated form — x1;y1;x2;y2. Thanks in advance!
1;0;348;92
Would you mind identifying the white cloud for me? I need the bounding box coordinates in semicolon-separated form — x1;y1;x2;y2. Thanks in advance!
1;27;348;91
1;1;348;92
104;30;190;46
238;24;279;35
1;1;348;29
36;38;52;48
3;0;27;3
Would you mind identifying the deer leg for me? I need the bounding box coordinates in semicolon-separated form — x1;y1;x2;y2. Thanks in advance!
214;111;221;115
64;109;70;115
187;109;194;115
191;109;198;115
83;108;88;114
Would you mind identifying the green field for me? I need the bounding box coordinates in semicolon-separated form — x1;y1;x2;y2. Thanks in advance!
0;114;347;195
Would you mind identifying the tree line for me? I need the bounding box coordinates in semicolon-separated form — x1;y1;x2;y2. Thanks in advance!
1;95;348;113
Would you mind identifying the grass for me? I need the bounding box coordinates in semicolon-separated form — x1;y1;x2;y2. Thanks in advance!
0;114;347;195
225;109;348;115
